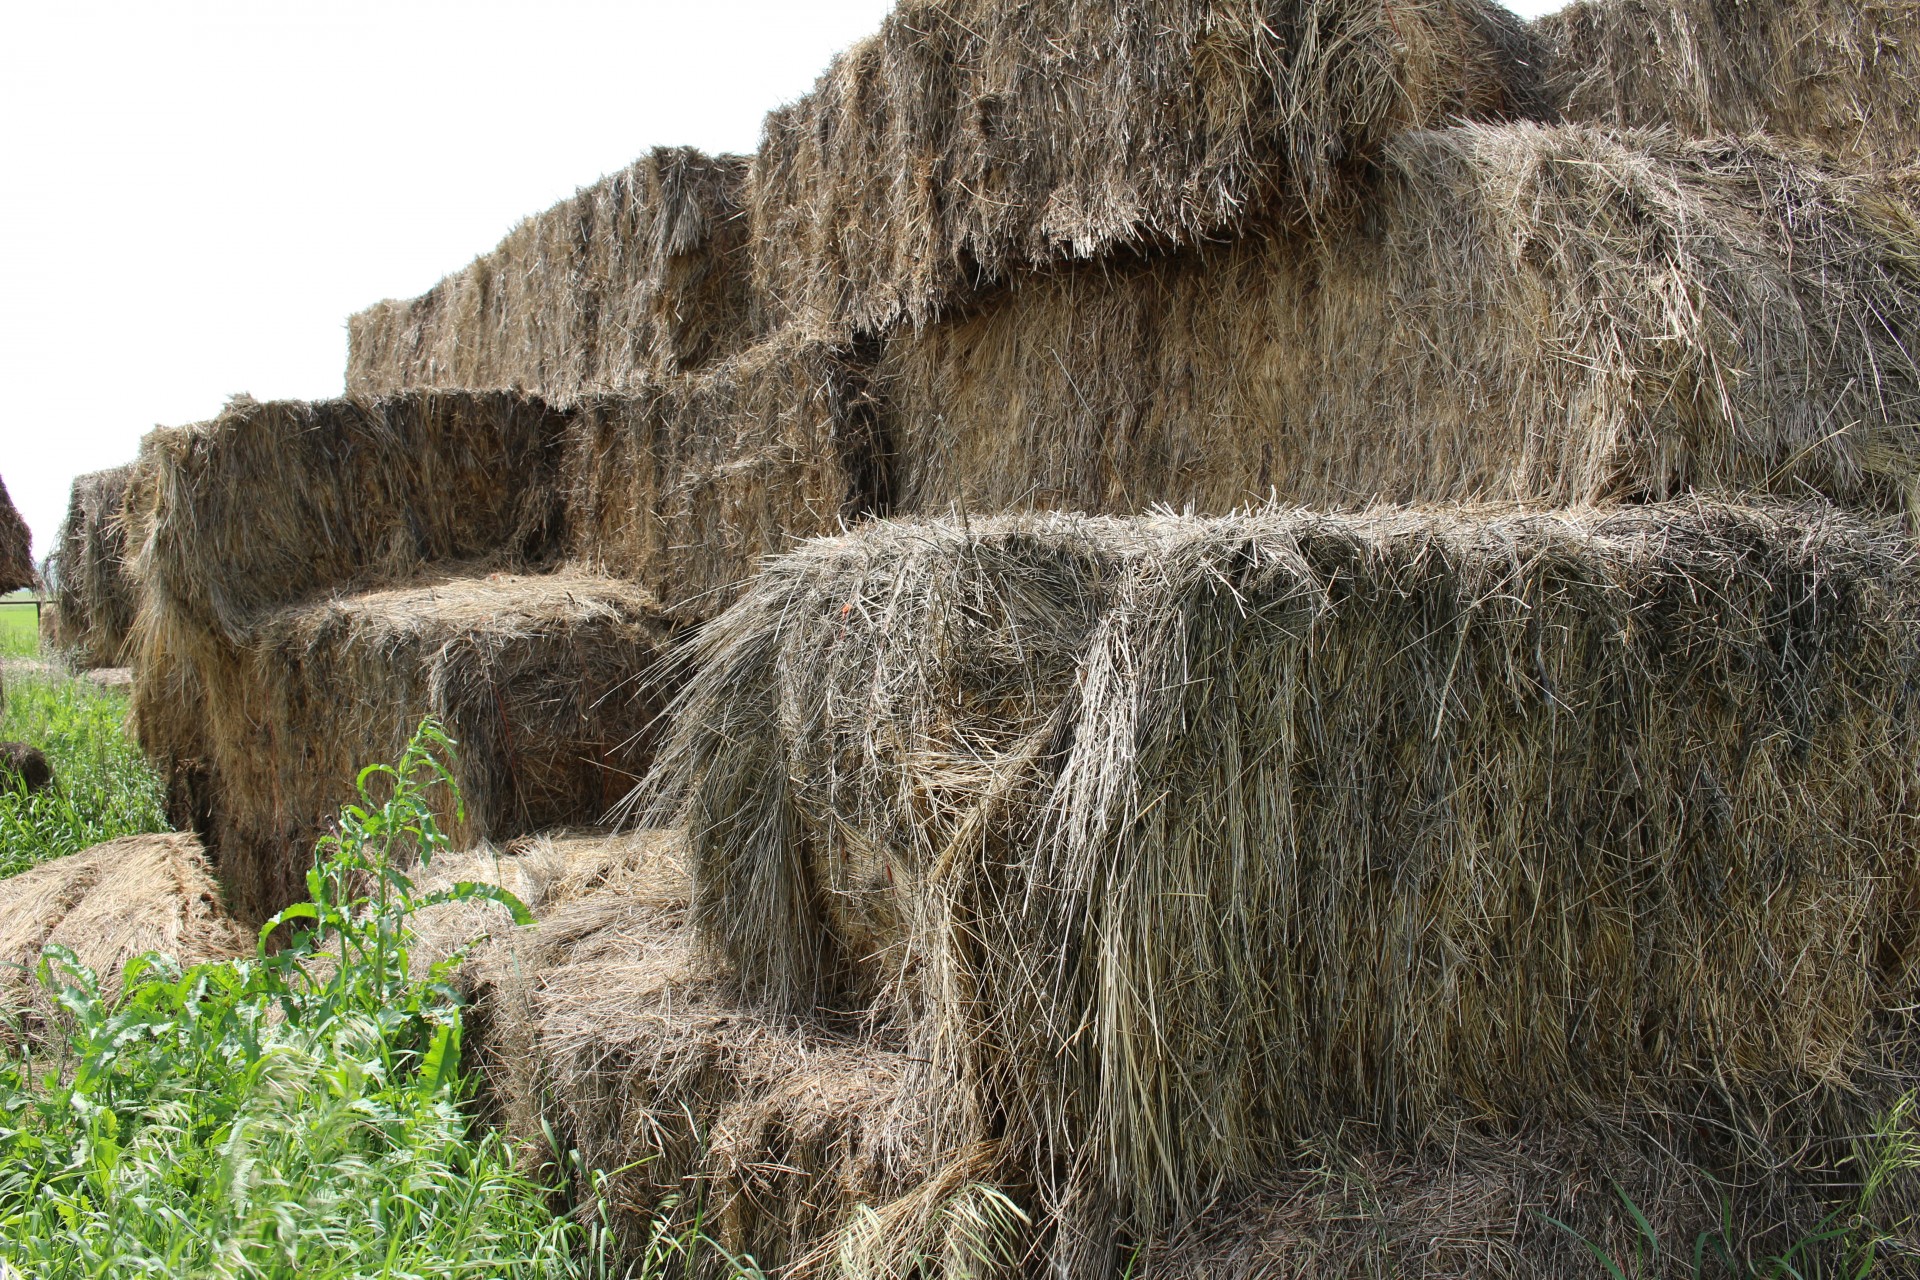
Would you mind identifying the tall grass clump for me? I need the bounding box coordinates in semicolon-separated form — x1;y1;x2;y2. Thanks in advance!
0;668;167;874
0;721;628;1277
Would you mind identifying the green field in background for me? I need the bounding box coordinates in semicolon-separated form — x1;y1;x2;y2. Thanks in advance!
0;598;39;659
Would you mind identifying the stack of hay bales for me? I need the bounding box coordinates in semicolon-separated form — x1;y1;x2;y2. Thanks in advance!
0;476;32;596
45;464;139;667
114;0;1920;1270
1538;0;1920;167
128;392;673;923
347;148;754;400
647;502;1920;1274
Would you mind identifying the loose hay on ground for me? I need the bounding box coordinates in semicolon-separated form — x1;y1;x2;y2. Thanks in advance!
881;124;1920;519
347;148;753;401
651;501;1920;1275
0;833;245;1030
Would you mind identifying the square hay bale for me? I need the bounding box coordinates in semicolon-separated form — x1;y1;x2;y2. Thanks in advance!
562;335;888;620
416;829;1016;1279
347;148;753;401
654;501;1920;1272
880;124;1920;520
197;571;673;925
747;0;1550;338
46;464;137;668
128;390;575;832
0;474;33;596
1536;0;1920;170
433;825;1915;1280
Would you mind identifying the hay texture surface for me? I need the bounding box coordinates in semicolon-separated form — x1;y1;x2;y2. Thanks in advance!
882;124;1920;519
129;391;575;841
437;824;1914;1279
0;475;33;596
47;465;137;667
563;335;888;619
1538;0;1920;169
199;571;672;925
749;0;1547;338
655;502;1920;1274
0;833;246;1030
347;148;752;401
414;829;999;1280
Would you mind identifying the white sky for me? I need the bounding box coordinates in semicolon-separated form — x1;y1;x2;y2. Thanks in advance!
0;0;1563;561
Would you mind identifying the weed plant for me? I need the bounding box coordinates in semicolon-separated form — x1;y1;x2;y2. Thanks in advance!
0;722;630;1277
0;669;166;874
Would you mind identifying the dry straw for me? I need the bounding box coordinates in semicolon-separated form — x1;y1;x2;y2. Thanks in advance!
428;819;1918;1279
126;392;669;922
414;830;1027;1280
347;148;753;402
881;123;1920;519
0;833;246;1034
0;475;33;596
652;501;1920;1276
209;571;672;922
46;465;138;668
1537;0;1920;169
562;333;890;620
748;0;1550;339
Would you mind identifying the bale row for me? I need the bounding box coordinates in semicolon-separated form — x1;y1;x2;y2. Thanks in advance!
190;571;670;924
45;465;138;667
564;334;886;620
346;148;753;401
427;824;1919;1280
123;391;613;920
747;0;1550;339
1538;0;1920;170
880;123;1920;518
0;475;32;596
653;501;1920;1274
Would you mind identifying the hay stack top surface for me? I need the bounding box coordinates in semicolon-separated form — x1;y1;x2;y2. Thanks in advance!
346;148;752;402
749;0;1548;337
1538;0;1920;168
0;475;33;595
0;833;246;1020
657;500;1920;1262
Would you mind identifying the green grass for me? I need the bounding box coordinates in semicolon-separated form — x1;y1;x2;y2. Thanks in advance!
0;722;635;1278
0;597;40;659
0;666;168;874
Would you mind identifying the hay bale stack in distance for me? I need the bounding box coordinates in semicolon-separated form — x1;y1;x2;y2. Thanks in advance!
127;390;606;918
0;475;33;596
0;833;247;1030
347;148;753;401
749;0;1550;339
563;334;888;620
655;502;1920;1274
881;124;1920;519
200;571;671;923
47;464;138;668
1537;0;1920;169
